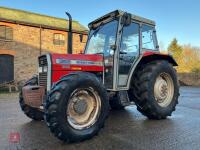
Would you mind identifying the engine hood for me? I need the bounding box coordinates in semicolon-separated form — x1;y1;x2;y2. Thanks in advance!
51;53;104;72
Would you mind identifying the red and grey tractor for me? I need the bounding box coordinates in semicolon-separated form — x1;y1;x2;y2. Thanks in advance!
19;10;179;142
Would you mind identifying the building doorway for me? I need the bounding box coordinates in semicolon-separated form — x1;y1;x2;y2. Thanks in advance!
0;54;14;84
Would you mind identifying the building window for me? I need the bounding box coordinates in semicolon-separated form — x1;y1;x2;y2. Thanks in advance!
0;25;13;40
79;34;87;43
53;33;65;45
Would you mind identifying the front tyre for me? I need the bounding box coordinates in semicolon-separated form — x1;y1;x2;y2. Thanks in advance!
130;61;179;119
45;72;109;142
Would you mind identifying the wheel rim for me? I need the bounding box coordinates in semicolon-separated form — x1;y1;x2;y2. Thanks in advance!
154;73;174;107
67;87;101;130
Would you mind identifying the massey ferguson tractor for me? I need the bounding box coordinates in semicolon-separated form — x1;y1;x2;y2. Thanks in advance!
19;10;179;142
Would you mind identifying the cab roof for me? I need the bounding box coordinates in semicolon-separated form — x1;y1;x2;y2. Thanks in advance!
88;10;156;28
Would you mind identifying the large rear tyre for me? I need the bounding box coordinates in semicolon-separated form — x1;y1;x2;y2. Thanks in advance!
44;72;109;143
129;61;179;119
19;76;44;121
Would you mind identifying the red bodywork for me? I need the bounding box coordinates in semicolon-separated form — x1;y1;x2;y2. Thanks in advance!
50;53;103;83
143;51;162;57
142;51;178;66
49;51;177;84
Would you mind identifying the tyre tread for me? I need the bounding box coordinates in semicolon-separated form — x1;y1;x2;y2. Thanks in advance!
45;72;109;142
130;61;179;119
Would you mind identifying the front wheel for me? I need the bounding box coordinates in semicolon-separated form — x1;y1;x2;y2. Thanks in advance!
44;72;109;142
129;61;179;119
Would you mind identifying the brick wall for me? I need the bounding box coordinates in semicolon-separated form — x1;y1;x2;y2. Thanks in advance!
0;21;87;82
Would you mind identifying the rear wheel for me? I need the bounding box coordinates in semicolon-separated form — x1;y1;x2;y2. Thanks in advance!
44;72;109;142
19;76;44;121
129;61;179;119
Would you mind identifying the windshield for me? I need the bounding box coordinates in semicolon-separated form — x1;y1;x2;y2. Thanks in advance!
85;20;118;56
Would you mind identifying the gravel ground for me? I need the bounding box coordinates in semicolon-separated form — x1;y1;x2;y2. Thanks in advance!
0;86;200;150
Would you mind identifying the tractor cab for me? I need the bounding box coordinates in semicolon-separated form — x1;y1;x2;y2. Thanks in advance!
84;10;159;90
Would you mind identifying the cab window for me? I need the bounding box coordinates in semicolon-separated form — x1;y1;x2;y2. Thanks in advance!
85;20;118;56
142;25;157;50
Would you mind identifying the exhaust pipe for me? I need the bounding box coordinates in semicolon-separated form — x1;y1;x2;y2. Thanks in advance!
65;12;73;54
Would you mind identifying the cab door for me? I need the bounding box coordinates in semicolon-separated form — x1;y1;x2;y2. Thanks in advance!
117;22;140;87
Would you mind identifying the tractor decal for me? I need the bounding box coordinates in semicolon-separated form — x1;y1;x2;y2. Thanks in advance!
56;58;103;66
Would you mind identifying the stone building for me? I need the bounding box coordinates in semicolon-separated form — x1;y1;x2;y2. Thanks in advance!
0;7;88;84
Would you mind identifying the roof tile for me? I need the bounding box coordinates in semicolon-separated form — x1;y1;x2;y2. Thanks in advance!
0;7;88;32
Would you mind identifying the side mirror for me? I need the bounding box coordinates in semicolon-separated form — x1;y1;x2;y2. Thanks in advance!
121;12;132;26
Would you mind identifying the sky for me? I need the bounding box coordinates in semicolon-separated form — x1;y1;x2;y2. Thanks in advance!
0;0;200;49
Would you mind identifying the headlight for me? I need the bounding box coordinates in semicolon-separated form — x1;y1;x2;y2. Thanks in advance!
43;66;48;72
38;67;43;73
38;66;47;73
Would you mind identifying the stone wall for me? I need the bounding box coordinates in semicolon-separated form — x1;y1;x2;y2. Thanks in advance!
0;21;87;82
178;73;200;86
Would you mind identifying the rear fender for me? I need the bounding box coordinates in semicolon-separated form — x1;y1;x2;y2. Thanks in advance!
141;51;178;66
127;52;178;89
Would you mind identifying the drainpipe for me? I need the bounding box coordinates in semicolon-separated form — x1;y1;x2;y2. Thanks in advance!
39;25;42;55
65;12;73;54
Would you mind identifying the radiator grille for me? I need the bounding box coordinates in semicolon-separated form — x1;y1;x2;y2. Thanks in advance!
38;56;48;89
39;72;47;88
